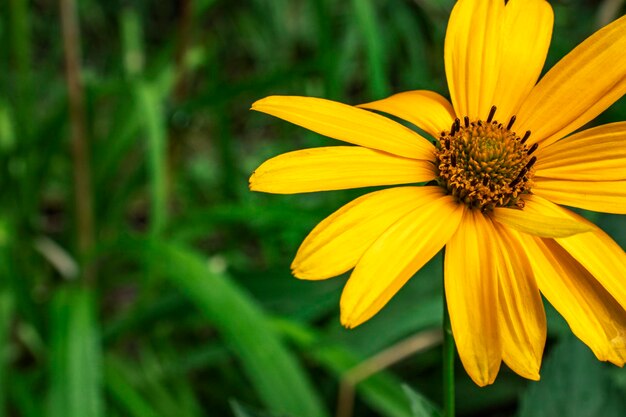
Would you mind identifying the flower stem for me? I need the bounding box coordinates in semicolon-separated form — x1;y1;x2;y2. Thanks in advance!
442;262;455;417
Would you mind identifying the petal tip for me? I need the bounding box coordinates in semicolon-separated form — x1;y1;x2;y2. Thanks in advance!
340;314;354;329
248;173;261;191
465;362;501;387
340;306;364;329
250;96;276;111
290;264;308;280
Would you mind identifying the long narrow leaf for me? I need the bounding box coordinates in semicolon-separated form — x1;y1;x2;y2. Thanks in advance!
48;287;103;417
139;239;328;417
276;319;437;417
0;291;12;417
104;356;161;417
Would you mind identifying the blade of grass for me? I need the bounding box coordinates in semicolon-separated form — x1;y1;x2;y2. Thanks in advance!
135;344;203;417
104;356;161;417
48;287;103;417
135;82;168;237
7;0;33;138
131;238;328;417
276;319;438;417
121;8;168;238
351;0;389;98
10;371;43;417
0;290;13;417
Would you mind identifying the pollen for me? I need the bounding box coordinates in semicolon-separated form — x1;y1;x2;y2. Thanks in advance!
435;106;536;212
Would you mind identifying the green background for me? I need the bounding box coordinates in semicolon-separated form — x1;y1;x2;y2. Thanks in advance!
1;0;626;416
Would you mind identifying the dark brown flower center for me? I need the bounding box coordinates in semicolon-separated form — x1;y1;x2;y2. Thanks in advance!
435;106;536;212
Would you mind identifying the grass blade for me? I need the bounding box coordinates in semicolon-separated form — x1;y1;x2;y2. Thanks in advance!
0;290;12;417
104;356;161;417
48;287;103;417
351;0;389;98
135;81;168;237
136;239;328;417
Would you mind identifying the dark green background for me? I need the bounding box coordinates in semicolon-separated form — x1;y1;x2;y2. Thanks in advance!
1;0;626;416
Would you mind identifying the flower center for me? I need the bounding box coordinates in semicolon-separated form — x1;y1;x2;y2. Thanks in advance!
435;106;537;212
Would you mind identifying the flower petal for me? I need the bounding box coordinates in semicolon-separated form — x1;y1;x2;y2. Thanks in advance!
520;235;626;366
535;122;626;181
493;225;546;380
252;96;435;159
445;0;504;120
250;146;435;194
292;186;443;280
491;206;593;238
533;178;626;214
515;14;626;148
492;0;553;123
523;195;626;312
357;90;456;138
340;193;464;328
445;210;501;386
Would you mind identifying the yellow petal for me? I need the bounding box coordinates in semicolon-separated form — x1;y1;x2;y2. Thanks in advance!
250;146;435;194
493;225;546;380
292;186;443;280
491;206;592;238
515;14;626;148
535;122;626;180
445;210;501;386
357;90;456;138
340;194;464;328
523;195;626;312
445;0;504;120
519;235;626;365
492;0;553;122
533;178;626;214
252;96;435;159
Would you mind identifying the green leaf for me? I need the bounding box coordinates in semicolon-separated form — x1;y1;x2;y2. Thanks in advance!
0;291;13;417
48;287;103;417
138;239;328;417
230;400;285;417
350;0;389;98
518;335;626;417
277;319;434;417
402;385;441;417
104;356;161;417
135;81;168;238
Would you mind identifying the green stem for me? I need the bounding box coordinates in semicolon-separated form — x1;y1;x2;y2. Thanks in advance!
442;253;455;417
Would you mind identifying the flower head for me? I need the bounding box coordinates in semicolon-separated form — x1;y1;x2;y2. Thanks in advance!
249;0;626;386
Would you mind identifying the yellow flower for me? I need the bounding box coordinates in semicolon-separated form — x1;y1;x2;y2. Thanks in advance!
249;0;626;386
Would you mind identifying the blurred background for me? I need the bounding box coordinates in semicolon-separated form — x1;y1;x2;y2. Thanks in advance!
1;0;626;416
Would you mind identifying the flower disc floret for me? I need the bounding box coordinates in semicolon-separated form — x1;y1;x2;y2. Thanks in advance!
435;108;537;211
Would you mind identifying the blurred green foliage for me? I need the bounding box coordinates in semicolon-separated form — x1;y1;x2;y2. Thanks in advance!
1;0;626;416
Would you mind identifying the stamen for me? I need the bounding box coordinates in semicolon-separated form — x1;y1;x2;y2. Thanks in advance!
527;143;538;155
525;156;537;170
521;130;531;144
487;106;497;123
450;122;458;135
451;154;456;167
464;116;469;128
506;115;516;131
510;157;537;188
510;168;528;188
